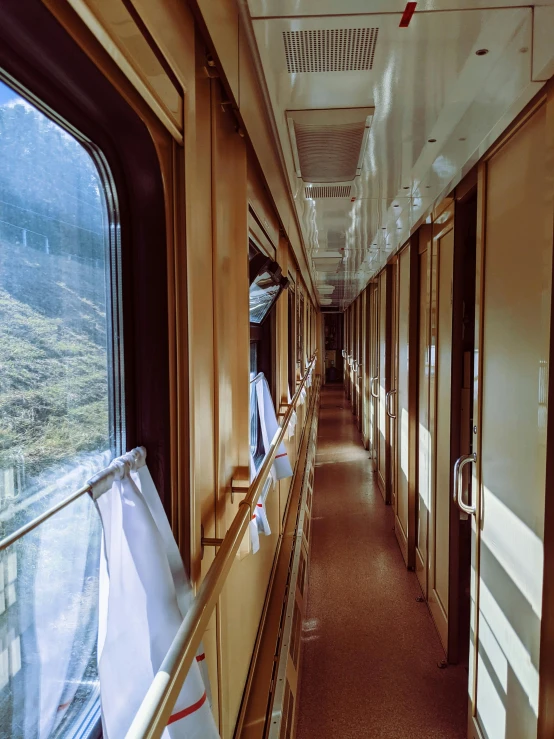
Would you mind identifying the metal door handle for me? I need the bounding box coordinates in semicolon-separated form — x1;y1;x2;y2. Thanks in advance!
453;452;477;515
371;376;379;399
386;389;397;419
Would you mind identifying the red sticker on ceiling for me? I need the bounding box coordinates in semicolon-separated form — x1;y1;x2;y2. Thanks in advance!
399;2;417;27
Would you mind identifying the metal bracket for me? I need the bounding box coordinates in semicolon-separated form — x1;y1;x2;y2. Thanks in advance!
230;475;249;504
200;523;224;560
277;402;291;418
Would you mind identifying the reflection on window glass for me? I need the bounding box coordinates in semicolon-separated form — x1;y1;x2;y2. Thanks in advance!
249;272;282;325
249;381;265;472
0;78;120;737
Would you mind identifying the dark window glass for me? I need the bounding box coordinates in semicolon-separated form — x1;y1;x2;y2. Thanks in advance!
249;271;282;325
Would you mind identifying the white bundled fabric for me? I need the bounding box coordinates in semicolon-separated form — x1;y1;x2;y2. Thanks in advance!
286;385;297;440
248;454;274;554
92;453;219;739
255;375;293;481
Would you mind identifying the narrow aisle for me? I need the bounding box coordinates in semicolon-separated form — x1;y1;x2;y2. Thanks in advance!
296;386;467;739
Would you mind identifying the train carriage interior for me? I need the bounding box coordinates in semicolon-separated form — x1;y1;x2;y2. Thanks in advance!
2;1;554;738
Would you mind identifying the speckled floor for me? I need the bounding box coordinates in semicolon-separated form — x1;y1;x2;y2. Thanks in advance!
296;387;468;739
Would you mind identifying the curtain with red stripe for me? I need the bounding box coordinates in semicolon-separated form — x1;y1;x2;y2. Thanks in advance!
255;376;293;480
96;460;219;738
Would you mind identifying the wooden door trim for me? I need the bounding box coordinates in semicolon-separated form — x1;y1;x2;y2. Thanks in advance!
415;227;432;595
534;83;554;739
407;233;419;570
385;263;394;506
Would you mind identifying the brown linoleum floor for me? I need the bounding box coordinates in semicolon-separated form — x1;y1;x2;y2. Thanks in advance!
296;386;468;739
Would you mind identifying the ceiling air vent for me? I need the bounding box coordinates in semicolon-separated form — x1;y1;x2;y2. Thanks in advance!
305;185;352;199
287;107;374;183
283;28;379;73
312;251;343;273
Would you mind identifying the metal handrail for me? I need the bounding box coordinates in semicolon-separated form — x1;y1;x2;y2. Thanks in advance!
125;352;318;739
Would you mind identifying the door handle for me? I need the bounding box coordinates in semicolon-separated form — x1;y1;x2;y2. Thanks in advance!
453;452;477;515
371;376;379;399
386;389;397;419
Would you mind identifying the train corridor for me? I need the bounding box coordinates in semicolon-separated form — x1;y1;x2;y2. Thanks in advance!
296;386;468;739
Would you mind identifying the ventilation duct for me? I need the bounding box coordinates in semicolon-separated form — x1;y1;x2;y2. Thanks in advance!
283;28;379;73
305;185;352;199
287;107;374;183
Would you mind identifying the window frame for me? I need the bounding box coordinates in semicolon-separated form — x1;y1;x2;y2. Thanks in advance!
0;3;176;737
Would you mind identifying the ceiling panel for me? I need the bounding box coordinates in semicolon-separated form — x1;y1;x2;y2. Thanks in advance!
246;4;547;306
248;0;554;18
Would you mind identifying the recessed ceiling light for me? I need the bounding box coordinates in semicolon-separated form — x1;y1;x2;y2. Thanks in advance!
476;49;489;56
428;138;437;143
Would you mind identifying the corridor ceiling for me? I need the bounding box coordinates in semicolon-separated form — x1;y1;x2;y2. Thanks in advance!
244;1;554;308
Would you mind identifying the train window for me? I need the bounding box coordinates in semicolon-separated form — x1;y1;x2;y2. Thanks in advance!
297;292;305;370
249;242;287;471
0;78;122;737
288;286;295;392
248;249;288;325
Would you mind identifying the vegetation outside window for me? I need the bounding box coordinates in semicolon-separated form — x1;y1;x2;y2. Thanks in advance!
0;78;123;738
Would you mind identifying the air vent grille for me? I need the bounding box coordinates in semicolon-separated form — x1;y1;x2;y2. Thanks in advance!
283;28;379;73
305;185;352;199
295;121;365;182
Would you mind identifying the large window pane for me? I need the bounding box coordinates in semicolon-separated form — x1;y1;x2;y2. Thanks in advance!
0;78;121;737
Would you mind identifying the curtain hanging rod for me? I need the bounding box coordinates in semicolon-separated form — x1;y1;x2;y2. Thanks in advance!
0;446;147;552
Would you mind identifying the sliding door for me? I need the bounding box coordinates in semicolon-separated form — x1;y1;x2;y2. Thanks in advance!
467;98;553;739
428;201;455;650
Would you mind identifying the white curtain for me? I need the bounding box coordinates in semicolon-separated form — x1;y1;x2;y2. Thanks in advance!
255;376;293;480
94;456;219;739
248;454;274;555
17;451;110;739
286;384;297;440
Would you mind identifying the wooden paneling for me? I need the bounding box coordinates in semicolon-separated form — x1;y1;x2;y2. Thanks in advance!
195;0;239;100
63;0;184;138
